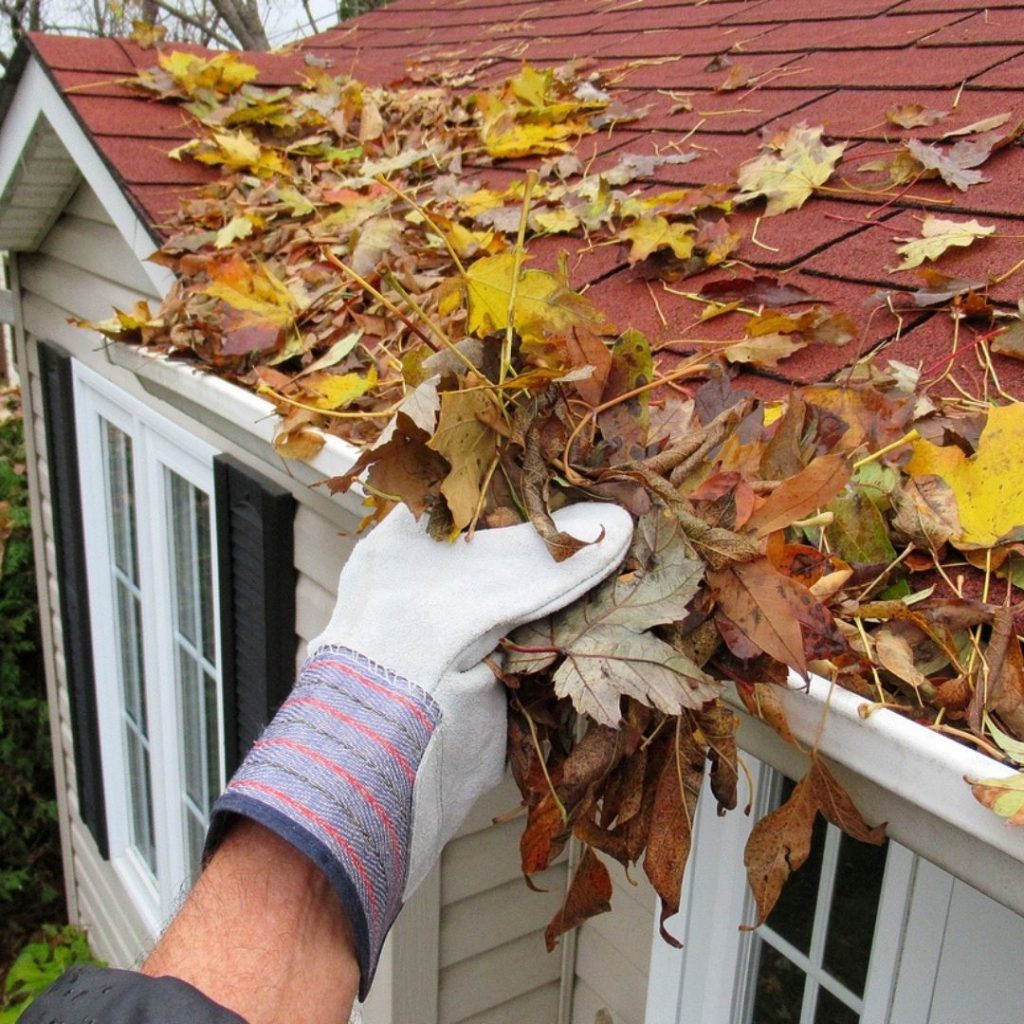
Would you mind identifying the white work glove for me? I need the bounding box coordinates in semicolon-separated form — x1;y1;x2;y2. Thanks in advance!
208;502;632;998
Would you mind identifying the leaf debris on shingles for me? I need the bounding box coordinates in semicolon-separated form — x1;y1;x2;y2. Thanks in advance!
71;47;1024;946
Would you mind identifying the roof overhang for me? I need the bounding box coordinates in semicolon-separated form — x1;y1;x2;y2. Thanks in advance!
0;46;173;295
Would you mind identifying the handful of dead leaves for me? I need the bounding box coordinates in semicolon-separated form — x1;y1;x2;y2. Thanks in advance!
78;49;1024;945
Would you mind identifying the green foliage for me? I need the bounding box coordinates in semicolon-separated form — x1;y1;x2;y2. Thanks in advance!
0;390;62;966
337;0;392;20
0;926;103;1023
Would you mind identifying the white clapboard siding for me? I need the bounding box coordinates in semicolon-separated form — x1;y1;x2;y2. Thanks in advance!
436;776;572;1024
571;859;656;1024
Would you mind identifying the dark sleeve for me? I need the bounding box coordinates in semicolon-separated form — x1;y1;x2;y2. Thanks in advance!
20;964;248;1024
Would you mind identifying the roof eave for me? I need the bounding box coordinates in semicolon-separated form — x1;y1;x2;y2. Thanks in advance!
0;48;173;295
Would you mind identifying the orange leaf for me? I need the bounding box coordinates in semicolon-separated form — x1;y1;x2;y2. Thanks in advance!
743;774;816;929
747;453;852;537
544;848;613;951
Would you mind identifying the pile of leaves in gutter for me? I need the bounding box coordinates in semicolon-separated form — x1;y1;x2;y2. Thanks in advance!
81;49;1024;944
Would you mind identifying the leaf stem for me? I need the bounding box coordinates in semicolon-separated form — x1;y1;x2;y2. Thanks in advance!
515;699;568;824
374;174;467;278
502;170;537;386
560;356;711;486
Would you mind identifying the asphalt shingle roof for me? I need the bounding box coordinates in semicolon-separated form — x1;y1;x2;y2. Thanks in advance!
22;0;1024;398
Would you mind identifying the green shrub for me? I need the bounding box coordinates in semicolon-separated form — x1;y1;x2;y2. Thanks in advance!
0;390;63;967
0;925;104;1023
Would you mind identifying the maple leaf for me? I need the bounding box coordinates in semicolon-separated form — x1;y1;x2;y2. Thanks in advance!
898;123;1024;191
463;252;613;343
885;103;949;128
619;216;695;264
508;512;720;725
299;369;378;411
906;403;1024;548
427;388;500;532
892;216;995;271
735;124;847;217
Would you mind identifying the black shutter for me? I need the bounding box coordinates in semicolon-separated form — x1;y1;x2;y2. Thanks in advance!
214;455;296;775
37;340;108;858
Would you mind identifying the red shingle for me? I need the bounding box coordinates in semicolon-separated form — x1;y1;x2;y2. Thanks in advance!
762;45;1023;89
742;12;967;52
918;8;1024;46
721;0;906;24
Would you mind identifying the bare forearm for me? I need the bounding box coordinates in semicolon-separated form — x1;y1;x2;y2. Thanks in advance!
143;820;360;1024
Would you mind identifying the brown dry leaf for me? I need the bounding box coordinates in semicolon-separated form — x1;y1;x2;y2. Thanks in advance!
328;414;448;519
742;773;816;928
885;103;949;128
873;627;934;697
699;701;740;812
808;756;886;844
644;726;704;945
747;453;852;537
707;559;809;674
544;848;613;951
737;681;799;747
698;275;823;307
521;792;568;876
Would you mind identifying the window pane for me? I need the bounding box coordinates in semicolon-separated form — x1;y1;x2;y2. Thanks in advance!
749;940;805;1024
179;648;204;808
823;833;887;995
814;987;860;1024
764;781;827;954
102;418;154;874
126;730;156;874
196;490;215;664
168;470;220;880
104;422;137;578
170;472;197;647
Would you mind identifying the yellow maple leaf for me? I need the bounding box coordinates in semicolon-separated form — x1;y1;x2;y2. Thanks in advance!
891;216;995;271
463;252;612;342
193;131;289;177
735;123;846;217
301;368;378;411
968;772;1024;825
203;256;297;327
427;388;499;531
619;216;694;264
158;51;258;98
905;402;1024;547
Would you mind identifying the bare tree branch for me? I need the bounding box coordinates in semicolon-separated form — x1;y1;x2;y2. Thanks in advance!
208;0;268;49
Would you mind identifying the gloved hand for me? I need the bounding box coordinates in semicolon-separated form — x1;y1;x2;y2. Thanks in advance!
208;502;632;998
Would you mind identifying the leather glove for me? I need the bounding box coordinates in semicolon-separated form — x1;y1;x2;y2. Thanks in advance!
208;502;632;998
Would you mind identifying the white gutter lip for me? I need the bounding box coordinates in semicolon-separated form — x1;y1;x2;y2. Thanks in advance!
772;669;1024;860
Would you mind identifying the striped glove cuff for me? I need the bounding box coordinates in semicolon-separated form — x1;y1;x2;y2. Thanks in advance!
207;645;441;999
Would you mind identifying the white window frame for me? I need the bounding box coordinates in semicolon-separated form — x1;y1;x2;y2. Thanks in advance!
645;758;916;1024
73;361;223;934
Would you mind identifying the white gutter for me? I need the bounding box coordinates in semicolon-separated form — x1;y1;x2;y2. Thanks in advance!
727;672;1024;918
104;341;365;518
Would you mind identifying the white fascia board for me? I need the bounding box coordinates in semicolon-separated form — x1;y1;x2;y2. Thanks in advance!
726;672;1024;918
0;56;174;296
